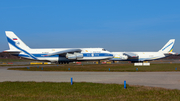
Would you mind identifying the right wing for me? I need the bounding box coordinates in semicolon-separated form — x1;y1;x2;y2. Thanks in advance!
123;52;137;57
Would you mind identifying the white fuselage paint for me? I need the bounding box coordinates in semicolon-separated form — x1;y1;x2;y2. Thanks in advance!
111;52;165;61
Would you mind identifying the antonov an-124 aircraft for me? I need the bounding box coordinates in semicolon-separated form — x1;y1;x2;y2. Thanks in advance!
110;39;175;62
3;31;113;64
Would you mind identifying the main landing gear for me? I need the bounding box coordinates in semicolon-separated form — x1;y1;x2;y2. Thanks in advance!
58;61;69;64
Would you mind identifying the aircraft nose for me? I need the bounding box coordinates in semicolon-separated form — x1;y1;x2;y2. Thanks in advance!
110;53;114;57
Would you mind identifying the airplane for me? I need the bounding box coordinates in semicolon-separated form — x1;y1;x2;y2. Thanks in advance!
109;39;175;63
3;31;114;64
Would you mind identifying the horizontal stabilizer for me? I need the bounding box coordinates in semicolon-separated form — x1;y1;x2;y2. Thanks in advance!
3;50;21;54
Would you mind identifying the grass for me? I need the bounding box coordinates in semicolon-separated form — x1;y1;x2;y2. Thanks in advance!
0;82;180;101
8;63;180;72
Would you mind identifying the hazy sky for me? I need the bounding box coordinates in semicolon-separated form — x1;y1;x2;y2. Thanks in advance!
0;0;180;53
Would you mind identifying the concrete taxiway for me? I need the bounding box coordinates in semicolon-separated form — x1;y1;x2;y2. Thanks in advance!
0;66;180;90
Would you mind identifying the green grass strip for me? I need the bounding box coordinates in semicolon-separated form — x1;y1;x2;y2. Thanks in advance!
0;82;179;101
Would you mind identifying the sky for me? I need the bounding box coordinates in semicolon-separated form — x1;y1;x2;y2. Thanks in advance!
0;0;180;53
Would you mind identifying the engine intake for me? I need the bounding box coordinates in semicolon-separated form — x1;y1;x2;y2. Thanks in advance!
114;55;128;60
120;55;128;60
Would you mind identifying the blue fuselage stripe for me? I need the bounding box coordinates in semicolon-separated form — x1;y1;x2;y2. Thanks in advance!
19;53;113;58
7;37;37;60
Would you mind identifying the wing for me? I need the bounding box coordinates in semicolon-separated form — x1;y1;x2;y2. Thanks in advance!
123;52;137;57
45;49;82;56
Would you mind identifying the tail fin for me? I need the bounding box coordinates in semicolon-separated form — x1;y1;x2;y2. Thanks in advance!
158;39;175;53
5;31;30;50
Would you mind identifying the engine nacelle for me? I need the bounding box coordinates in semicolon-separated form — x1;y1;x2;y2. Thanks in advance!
114;55;128;60
120;55;128;60
66;53;83;60
74;53;83;58
67;55;76;59
66;53;76;59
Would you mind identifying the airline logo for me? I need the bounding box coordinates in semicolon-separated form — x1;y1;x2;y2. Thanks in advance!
169;49;173;52
16;42;20;45
13;38;18;40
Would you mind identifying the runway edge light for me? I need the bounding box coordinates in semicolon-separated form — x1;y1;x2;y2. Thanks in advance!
71;77;73;85
124;80;126;89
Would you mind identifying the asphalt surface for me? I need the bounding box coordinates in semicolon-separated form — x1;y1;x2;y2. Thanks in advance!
0;66;180;90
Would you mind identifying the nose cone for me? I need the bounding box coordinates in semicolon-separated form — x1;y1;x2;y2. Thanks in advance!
109;53;114;58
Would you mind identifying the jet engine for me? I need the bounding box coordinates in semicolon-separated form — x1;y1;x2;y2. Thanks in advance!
114;54;128;60
66;53;83;60
74;53;83;58
120;55;128;60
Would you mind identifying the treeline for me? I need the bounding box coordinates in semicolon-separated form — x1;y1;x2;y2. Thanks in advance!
0;53;24;59
163;54;180;59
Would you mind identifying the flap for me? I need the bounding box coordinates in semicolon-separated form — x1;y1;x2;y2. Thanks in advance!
45;49;82;56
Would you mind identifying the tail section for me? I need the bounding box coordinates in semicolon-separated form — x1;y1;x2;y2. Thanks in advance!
158;39;175;53
5;31;30;50
4;31;38;60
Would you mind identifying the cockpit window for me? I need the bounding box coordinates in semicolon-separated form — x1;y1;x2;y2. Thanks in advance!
102;49;107;51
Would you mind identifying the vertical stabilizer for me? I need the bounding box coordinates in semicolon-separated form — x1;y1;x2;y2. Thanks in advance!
5;31;30;50
159;39;175;53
